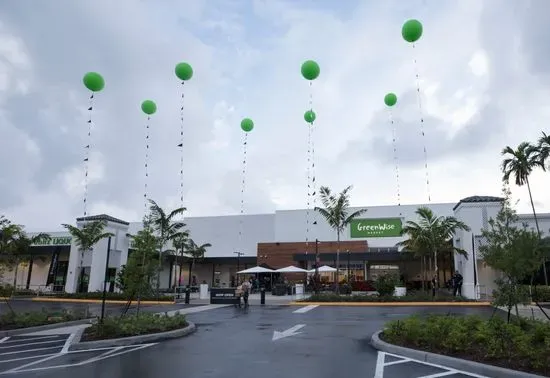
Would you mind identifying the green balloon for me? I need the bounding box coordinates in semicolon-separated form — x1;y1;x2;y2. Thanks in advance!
82;72;105;92
304;110;316;124
384;93;397;107
241;118;254;133
175;62;193;81
301;60;320;81
141;100;157;115
402;19;423;43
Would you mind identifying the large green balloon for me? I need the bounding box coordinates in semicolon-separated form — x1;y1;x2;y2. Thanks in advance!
304;110;316;124
175;62;193;81
241;118;254;133
402;19;423;43
141;100;157;115
301;60;320;81
83;72;105;92
384;93;397;107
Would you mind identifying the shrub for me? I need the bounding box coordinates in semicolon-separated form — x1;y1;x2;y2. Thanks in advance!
0;309;85;330
529;285;550;302
383;314;550;376
82;312;188;341
51;291;174;302
301;293;475;302
374;273;401;297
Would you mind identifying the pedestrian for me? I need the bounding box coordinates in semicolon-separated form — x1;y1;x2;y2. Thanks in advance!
242;279;252;307
452;271;463;297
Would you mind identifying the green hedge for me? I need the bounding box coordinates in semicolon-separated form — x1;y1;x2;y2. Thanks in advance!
49;291;174;302
82;312;187;341
300;293;477;303
0;309;85;330
382;315;550;376
527;285;550;302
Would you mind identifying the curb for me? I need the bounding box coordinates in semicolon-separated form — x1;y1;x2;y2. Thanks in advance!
0;319;94;337
288;302;492;306
30;297;175;305
68;321;196;350
370;330;546;378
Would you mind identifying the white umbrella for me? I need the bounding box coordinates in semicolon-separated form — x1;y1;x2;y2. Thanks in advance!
308;265;337;273
237;266;274;274
275;265;308;273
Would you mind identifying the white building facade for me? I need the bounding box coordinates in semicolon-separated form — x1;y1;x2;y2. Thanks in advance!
4;195;548;299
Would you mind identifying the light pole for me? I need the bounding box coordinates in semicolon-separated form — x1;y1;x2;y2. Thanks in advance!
314;239;320;294
100;237;112;323
347;250;351;281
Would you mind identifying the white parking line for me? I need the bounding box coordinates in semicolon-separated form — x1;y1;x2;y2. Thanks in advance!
374;352;385;378
293;305;319;314
0;339;8;344
2;336;61;344
61;332;78;354
0;346;61;357
0;339;66;350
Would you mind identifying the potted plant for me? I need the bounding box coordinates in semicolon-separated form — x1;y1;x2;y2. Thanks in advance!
394;275;407;297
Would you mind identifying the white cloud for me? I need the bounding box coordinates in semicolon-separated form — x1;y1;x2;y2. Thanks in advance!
1;0;550;234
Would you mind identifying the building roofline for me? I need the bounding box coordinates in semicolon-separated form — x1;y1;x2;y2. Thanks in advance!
453;196;504;211
76;214;130;226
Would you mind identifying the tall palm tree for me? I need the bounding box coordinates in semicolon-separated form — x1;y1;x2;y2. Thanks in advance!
62;220;114;292
398;207;470;290
186;239;211;286
9;231;50;289
501;142;548;285
315;185;367;294
536;132;550;171
147;199;186;296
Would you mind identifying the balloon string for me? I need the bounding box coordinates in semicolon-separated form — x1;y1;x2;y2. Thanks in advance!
309;81;317;240
238;132;248;253
305;110;312;255
179;81;185;221
144;116;150;216
412;43;431;203
83;92;94;217
389;109;401;211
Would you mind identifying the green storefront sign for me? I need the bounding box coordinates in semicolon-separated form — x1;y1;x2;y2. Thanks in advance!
350;218;402;238
32;236;72;246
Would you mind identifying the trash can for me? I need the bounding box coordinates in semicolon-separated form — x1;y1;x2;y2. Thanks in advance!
295;284;304;299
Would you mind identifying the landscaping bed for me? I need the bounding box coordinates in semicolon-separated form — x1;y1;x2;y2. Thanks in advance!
0;309;86;330
381;314;550;376
299;293;478;302
37;291;174;302
81;312;188;341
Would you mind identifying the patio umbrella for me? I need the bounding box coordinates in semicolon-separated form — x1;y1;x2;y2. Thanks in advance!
308;265;337;273
275;265;308;273
237;266;274;274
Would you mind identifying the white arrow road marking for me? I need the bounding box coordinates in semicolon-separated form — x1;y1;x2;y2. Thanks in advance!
272;324;306;341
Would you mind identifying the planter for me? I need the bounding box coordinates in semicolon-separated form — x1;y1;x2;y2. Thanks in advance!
393;286;407;297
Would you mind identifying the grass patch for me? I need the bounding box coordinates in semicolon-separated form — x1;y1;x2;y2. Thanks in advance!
0;309;86;330
382;314;550;376
299;293;478;303
82;312;188;341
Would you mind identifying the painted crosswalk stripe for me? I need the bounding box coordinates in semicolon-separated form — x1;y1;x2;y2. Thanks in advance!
293;305;319;314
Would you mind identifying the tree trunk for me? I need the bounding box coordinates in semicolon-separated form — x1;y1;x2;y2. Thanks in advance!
178;246;184;287
335;231;341;295
187;258;194;286
420;256;425;291
526;177;548;285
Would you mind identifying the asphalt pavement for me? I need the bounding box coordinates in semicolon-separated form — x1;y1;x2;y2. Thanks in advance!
0;304;501;378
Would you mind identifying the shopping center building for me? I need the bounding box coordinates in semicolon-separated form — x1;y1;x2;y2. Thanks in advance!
3;195;549;299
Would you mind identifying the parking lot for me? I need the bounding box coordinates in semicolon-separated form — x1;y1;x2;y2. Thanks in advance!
0;304;502;377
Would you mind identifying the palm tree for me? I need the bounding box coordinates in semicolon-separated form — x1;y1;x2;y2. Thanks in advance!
398;207;470;291
501;142;548;285
172;230;189;287
536;132;550;170
315;185;367;294
186;239;211;286
147;199;186;296
62;220;114;292
9;231;50;290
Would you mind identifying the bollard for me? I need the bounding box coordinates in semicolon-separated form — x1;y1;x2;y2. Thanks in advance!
185;287;191;304
260;287;266;305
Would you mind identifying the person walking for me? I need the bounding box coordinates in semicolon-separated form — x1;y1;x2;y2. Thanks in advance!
452;271;463;297
242;278;252;307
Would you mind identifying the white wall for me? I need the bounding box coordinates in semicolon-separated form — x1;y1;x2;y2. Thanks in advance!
274;203;454;247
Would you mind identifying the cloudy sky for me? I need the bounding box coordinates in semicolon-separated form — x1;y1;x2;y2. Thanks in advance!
1;0;549;231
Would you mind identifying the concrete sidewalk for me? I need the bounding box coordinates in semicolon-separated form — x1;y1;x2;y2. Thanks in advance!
498;304;550;322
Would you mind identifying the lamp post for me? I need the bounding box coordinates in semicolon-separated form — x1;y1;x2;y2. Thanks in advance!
347;250;351;281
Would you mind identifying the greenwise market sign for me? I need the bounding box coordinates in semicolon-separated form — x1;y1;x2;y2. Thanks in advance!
32;236;72;246
350;218;402;238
